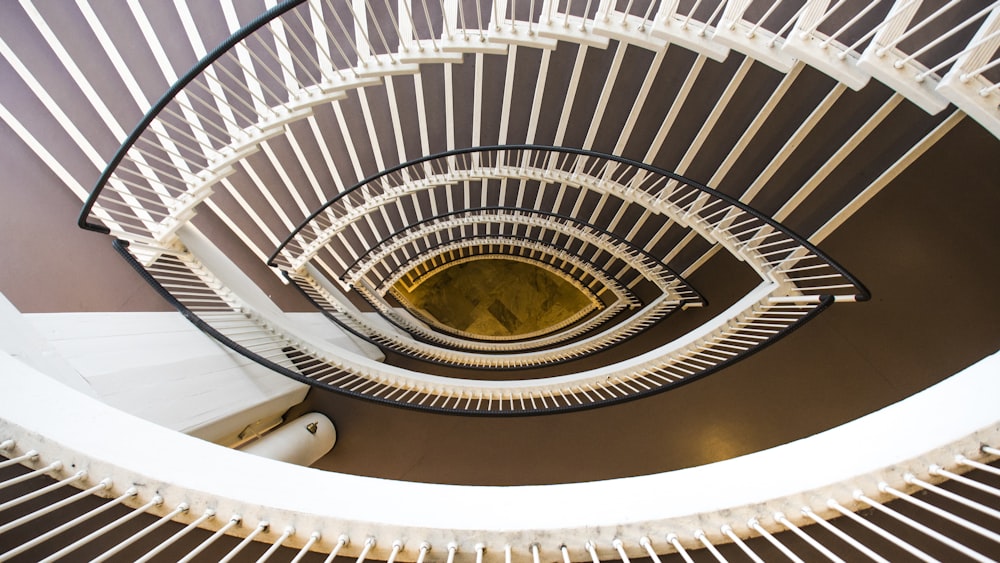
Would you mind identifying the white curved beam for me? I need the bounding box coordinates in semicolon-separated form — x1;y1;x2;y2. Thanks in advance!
1;349;996;560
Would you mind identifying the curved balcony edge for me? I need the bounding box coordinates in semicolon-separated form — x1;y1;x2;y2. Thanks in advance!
1;348;997;560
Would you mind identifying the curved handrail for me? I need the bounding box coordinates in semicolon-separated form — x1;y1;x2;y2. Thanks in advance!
269;146;870;302
2;350;997;560
71;1;874;414
328;234;639;348
77;0;1000;244
390;236;636;308
78;0;307;234
114;235;836;414
342;206;684;287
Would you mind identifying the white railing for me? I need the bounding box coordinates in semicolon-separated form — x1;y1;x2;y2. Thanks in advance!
117;235;835;414
271;149;865;308
77;0;1000;251
1;348;997;561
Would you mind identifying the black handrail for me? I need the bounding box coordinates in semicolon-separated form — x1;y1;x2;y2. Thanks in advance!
78;1;868;415
267;144;870;302
115;236;834;416
78;0;308;234
285;272;646;369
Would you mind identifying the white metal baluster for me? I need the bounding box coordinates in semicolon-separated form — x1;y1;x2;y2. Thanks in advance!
798;0;848;38
364;0;400;56
840;0;919;58
0;470;85;513
637;536;662;563
875;0;963;57
322;534;350;563
258;526;296;562
745;0;786;37
767;3;810;47
611;538;630;563
855;492;993;562
474;0;485;38
721;524;765;563
245;34;303;98
38;494;163;563
819;0;884;49
178;514;242;563
91;502;190;563
0;486;137;561
894;2;1000;70
382;539;403;563
0;478;111;536
384;0;412;52
218;521;270;563
965;56;1000;84
810;109;963;245
356;536;377;563
698;0;726;36
667;534;695;563
328;0;370;66
312;1;357;74
957;454;1000;477
302;9;341;81
527;542;540;563
801;506;889;563
284;11;328;85
221;50;286;114
879;483;1000;544
134;508;216;563
418;0;443;48
0;460;61;491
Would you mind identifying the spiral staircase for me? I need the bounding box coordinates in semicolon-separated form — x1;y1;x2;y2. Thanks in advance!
1;0;999;560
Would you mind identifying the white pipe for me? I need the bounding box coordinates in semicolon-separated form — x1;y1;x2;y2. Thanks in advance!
906;475;1000;520
134;509;215;563
238;412;336;467
856;492;992;562
880;483;1000;544
38;494;162;563
258;526;295;562
802;506;889;563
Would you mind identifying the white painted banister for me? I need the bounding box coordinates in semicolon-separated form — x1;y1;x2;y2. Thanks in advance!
3;349;995;559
